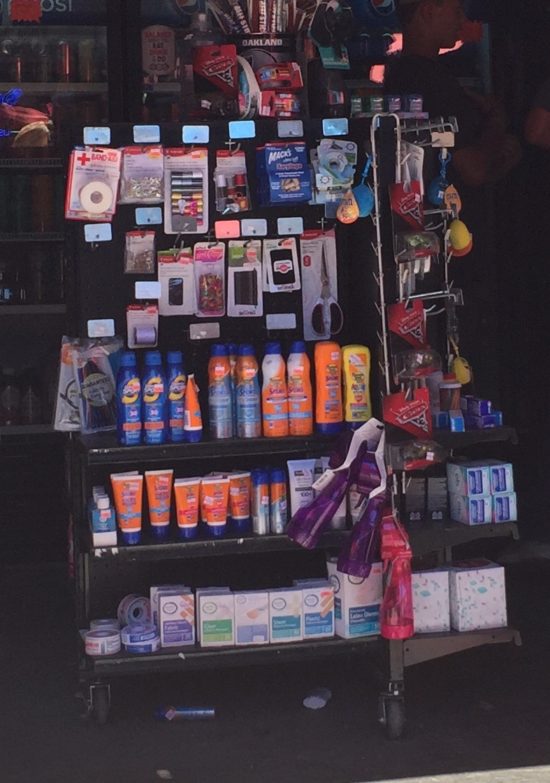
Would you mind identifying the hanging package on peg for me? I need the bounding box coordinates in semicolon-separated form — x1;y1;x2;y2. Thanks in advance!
119;146;164;205
194;242;226;317
300;230;341;342
227;240;263;317
263;237;301;293
214;149;250;215
164;148;209;234
124;231;156;274
157;248;195;316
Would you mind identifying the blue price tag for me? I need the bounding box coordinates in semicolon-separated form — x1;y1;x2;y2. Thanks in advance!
182;125;210;144
322;118;349;137
241;219;268;237
135;207;163;226
87;319;115;338
84;224;112;243
277;120;304;139
277;217;304;235
83;127;111;145
133;125;161;143
228;120;256;140
135;281;162;300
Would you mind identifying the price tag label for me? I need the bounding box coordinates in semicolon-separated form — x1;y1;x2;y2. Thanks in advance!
135;207;163;225
87;319;115;338
83;127;111;145
229;120;256;140
135;281;162;300
182;125;210;144
277;120;304;138
241;219;268;237
133;125;161;143
84;224;112;243
277;217;304;235
322;118;349;137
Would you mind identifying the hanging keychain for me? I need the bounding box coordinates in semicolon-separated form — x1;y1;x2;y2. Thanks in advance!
352;156;375;218
427;150;451;208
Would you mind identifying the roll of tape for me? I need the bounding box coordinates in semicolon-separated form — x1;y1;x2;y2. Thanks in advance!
79;180;114;215
85;629;121;657
90;618;120;631
134;326;157;346
121;623;158;646
124;636;161;655
117;595;151;627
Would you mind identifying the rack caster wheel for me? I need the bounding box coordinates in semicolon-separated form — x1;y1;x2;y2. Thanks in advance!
379;696;405;740
90;684;111;725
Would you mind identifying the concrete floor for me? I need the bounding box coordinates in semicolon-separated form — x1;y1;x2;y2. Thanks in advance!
1;557;549;783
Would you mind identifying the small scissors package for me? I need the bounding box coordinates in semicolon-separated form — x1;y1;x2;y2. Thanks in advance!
300;229;339;341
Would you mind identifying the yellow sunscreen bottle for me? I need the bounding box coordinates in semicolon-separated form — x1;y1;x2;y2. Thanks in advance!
342;345;372;429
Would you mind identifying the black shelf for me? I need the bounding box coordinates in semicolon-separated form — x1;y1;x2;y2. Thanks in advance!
85;519;518;563
0;157;64;169
0;424;61;437
78;432;337;467
0;233;65;243
408;520;519;558
403;627;521;667
386;425;518;471
85;636;380;678
88;530;349;562
0;305;66;315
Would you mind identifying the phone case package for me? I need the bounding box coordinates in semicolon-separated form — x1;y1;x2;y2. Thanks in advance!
263;237;301;293
158;248;195;316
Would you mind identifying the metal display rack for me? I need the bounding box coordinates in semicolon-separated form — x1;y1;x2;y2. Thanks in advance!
369;115;521;738
71;118;520;734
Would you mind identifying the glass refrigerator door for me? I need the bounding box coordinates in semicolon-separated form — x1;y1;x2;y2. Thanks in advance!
138;0;202;123
0;1;109;153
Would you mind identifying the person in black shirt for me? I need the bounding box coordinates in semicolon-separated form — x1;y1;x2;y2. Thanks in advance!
385;0;521;185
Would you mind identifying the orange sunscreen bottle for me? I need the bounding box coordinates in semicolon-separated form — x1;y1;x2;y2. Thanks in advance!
110;473;144;546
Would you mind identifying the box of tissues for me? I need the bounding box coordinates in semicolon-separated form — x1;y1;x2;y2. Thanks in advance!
450;559;507;632
412;570;450;634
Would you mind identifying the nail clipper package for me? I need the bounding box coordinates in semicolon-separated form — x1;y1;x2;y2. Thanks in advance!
263;237;300;293
256;141;312;205
158;248;195;316
228;241;263;317
164;148;209;234
124;231;156;274
300;230;338;341
194;242;226;317
119;146;164;204
65;146;122;222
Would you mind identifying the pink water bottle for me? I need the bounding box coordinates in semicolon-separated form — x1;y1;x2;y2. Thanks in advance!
380;513;414;640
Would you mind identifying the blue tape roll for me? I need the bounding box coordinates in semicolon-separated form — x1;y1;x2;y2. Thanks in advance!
124;636;161;655
121;623;158;646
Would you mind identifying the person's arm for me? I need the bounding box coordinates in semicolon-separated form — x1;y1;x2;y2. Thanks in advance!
525;106;550;149
453;133;522;187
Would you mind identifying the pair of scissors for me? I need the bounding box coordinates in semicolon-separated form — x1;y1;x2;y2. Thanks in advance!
311;243;344;337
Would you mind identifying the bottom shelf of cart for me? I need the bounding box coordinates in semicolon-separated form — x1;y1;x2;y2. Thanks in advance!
403;626;521;668
84;636;381;678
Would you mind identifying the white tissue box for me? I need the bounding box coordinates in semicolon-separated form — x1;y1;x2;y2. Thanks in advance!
412;570;450;634
450;559;507;632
